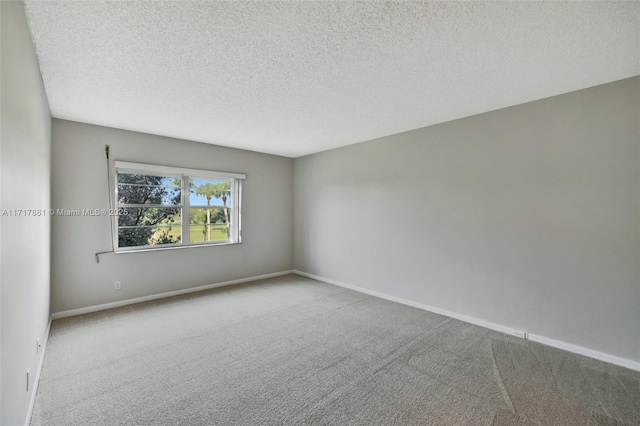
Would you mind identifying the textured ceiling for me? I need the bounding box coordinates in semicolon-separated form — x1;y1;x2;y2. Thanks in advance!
24;1;640;158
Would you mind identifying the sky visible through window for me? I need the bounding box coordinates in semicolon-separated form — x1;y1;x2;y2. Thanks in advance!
154;177;230;206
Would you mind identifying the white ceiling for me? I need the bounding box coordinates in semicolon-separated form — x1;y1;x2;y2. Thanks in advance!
24;1;640;158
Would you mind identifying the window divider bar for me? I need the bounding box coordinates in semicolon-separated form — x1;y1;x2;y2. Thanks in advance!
182;174;191;245
118;225;183;229
116;204;183;208
117;183;179;189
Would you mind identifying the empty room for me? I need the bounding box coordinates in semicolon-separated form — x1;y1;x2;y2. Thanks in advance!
1;0;639;425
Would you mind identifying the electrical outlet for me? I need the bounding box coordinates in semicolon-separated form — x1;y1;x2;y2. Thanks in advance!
512;330;527;339
115;280;121;290
36;338;41;356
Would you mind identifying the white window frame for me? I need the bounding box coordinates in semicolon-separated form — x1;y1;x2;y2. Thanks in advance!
113;161;244;253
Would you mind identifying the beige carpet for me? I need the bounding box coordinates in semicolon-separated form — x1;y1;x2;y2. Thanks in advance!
31;274;639;425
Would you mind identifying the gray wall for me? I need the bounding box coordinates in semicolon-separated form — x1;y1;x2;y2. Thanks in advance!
294;77;640;363
51;120;293;313
1;1;52;424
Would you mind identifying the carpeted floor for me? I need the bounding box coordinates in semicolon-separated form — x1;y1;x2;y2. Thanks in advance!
31;274;639;425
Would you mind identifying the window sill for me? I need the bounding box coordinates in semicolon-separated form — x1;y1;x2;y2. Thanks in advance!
115;241;241;254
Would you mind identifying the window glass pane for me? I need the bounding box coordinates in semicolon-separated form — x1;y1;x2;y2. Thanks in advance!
114;165;241;250
189;178;231;208
189;224;228;242
189;207;230;242
118;225;181;248
118;207;181;227
117;174;181;206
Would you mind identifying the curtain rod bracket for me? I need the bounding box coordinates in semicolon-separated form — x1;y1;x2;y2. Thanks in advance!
95;251;114;263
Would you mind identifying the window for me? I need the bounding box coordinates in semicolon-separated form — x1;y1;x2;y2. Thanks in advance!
114;161;244;251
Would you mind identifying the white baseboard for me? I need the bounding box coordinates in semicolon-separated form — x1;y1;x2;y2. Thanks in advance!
294;270;515;335
25;315;52;426
293;270;640;372
527;333;640;372
51;270;294;320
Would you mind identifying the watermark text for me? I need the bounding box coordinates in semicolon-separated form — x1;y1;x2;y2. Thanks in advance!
1;208;128;217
